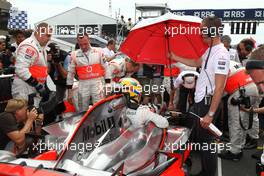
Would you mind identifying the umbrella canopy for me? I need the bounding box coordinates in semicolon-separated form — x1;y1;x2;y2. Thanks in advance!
120;13;208;65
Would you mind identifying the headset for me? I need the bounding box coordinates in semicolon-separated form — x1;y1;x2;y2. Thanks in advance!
246;45;253;52
245;41;254;52
237;39;254;53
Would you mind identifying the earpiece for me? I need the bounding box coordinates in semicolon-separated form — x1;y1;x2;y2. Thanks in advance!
241;39;254;52
245;44;254;52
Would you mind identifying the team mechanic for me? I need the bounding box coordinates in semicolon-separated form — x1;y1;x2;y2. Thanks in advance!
169;16;230;176
218;60;259;160
67;33;106;112
243;46;264;175
163;63;180;110
105;56;139;83
12;23;52;107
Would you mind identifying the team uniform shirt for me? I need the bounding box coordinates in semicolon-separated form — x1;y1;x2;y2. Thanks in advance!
226;60;259;154
15;34;48;82
195;43;230;103
12;34;49;107
105;57;126;81
224;60;253;95
241;58;249;67
228;48;240;63
102;47;115;59
67;47;106;86
66;47;106;112
125;105;169;129
174;70;199;89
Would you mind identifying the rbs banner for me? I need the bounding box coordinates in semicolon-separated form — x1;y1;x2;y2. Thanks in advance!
170;9;264;21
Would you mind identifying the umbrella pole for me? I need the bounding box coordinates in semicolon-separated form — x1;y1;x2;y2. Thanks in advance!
165;23;174;92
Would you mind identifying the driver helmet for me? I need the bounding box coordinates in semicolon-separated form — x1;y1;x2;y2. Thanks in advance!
119;77;142;103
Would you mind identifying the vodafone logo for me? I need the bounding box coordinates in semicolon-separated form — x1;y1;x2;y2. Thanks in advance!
86;66;92;73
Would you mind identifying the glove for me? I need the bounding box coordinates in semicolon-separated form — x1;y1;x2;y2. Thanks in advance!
35;84;50;102
25;76;39;87
26;76;49;101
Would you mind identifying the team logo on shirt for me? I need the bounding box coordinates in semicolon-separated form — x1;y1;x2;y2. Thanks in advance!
218;61;226;66
218;66;226;70
87;66;92;73
25;48;35;60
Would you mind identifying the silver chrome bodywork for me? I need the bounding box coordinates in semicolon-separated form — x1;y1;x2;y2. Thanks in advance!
0;96;191;175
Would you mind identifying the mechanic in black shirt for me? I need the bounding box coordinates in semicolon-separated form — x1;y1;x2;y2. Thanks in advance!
0;99;39;154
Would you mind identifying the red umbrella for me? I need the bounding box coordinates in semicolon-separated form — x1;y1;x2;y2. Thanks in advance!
120;13;208;65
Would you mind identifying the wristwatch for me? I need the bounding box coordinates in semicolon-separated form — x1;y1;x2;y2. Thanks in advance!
208;111;215;117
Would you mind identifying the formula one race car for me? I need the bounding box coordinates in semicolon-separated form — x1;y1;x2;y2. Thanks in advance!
0;94;191;176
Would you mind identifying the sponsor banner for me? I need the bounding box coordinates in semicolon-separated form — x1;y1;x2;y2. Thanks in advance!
170;9;264;21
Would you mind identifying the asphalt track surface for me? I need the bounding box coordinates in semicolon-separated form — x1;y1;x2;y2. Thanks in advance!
190;140;263;176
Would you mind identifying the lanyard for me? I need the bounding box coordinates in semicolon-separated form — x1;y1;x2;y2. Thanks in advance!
82;51;89;64
203;46;223;95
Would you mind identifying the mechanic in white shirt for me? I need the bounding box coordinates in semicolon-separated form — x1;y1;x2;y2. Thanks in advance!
169;16;230;176
102;39;121;62
221;35;240;63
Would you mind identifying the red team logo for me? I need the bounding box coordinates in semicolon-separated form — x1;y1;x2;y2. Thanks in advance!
25;48;35;58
